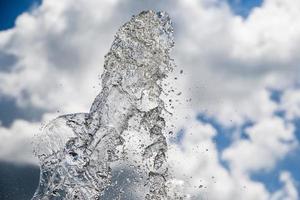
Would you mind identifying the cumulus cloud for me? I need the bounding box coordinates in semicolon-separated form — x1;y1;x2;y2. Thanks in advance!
168;119;270;200
280;87;300;120
223;116;297;173
271;172;299;200
0;0;120;112
0;119;39;164
1;0;300;120
170;0;300;121
0;0;300;199
168;114;298;199
0;113;57;164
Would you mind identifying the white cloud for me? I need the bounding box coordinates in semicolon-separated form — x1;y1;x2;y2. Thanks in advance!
0;0;121;113
172;0;300;119
168;119;271;200
0;113;57;164
214;88;277;126
280;88;300;120
0;119;39;164
271;171;299;200
231;0;300;64
223;116;297;173
168;115;298;199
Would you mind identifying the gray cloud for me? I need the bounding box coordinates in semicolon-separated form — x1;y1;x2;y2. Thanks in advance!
0;51;18;72
0;96;45;127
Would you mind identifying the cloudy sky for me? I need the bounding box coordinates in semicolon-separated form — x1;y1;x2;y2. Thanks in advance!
0;0;300;199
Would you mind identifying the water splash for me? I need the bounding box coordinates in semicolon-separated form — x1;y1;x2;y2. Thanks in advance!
32;10;178;199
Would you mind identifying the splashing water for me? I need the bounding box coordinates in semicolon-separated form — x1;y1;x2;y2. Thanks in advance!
32;10;179;200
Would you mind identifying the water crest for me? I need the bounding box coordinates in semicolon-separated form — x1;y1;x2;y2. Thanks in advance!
32;10;179;200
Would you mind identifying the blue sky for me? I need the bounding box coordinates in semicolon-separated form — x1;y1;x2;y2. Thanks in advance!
1;0;300;199
227;0;263;17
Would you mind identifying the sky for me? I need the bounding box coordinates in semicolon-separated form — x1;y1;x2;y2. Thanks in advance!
0;0;300;199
